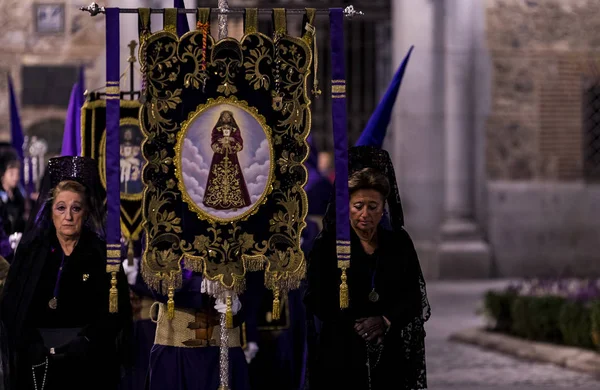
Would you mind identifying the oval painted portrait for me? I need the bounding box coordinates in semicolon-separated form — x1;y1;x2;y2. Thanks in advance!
99;118;145;200
177;98;274;222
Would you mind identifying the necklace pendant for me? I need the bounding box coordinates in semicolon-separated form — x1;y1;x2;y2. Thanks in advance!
368;289;379;303
48;297;58;310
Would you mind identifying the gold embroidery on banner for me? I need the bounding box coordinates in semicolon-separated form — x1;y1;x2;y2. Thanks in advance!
180;33;213;90
271;36;313;146
276;150;303;174
243;35;272;91
212;41;243;96
180;223;267;290
141;28;181;138
139;19;311;299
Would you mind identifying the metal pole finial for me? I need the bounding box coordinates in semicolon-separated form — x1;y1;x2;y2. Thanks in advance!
80;2;105;16
343;5;364;18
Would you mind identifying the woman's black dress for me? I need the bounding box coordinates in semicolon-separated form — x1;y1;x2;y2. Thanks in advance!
0;227;131;390
305;226;427;390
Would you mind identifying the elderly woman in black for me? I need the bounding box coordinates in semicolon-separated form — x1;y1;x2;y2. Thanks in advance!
0;156;131;390
305;146;430;390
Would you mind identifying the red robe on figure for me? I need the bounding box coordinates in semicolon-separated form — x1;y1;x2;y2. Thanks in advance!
203;110;251;210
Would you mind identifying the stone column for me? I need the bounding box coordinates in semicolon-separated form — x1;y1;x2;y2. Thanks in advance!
390;0;446;280
437;0;490;278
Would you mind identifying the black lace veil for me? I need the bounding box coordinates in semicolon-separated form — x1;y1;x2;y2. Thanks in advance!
322;145;430;322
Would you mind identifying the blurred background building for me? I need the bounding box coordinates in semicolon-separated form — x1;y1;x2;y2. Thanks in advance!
1;0;599;279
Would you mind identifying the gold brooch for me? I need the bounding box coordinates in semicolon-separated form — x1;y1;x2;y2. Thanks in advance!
82;274;90;281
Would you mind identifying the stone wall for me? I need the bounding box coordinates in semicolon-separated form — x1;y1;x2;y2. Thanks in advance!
0;0;112;151
485;0;600;277
488;181;600;277
486;0;600;181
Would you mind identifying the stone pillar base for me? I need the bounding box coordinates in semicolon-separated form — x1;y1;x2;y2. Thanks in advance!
436;218;492;279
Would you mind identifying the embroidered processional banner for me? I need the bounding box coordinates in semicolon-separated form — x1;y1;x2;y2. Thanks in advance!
81;94;144;245
139;8;317;316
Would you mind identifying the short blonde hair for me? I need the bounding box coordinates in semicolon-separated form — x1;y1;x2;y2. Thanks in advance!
348;167;390;199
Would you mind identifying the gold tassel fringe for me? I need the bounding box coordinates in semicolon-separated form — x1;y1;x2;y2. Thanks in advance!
272;290;281;320
109;271;118;313
225;296;233;329
167;286;175;320
339;268;349;309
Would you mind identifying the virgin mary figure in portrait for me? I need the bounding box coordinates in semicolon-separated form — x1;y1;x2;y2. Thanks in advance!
203;110;251;210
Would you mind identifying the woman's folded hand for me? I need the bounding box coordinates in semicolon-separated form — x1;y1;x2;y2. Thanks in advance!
354;316;386;343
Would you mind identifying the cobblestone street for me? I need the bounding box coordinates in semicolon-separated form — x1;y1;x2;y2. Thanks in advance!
425;281;600;390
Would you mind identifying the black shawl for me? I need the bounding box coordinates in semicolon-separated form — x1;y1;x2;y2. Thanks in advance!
304;146;430;390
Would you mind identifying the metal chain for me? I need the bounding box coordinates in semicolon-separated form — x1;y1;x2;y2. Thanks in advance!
365;341;384;390
31;357;48;390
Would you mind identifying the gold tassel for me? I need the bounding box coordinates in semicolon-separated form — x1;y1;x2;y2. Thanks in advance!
340;268;349;309
109;271;118;313
167;286;175;320
225;296;233;329
127;239;134;266
272;290;281;320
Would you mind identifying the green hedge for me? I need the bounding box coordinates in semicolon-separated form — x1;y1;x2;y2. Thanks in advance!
484;291;600;350
511;296;565;343
559;301;594;349
592;301;600;348
483;290;517;333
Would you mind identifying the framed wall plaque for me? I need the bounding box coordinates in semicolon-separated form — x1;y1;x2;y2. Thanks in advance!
34;3;65;34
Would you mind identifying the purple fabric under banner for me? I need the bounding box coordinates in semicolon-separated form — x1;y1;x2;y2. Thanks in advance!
148;346;249;390
329;8;351;308
105;8;122;311
119;319;156;390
